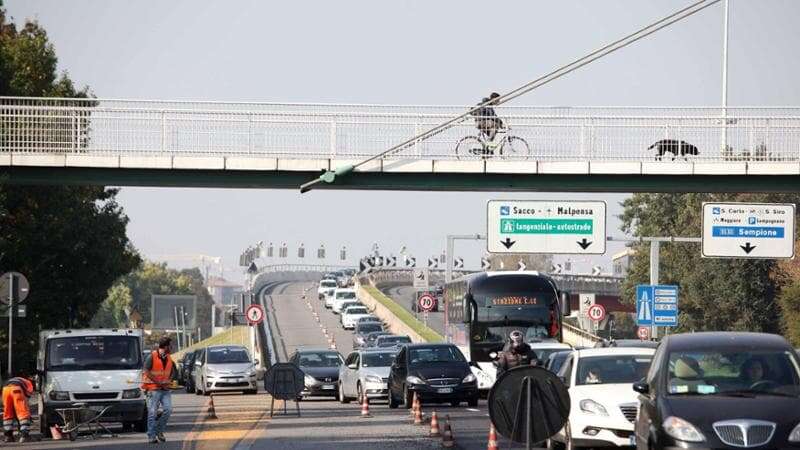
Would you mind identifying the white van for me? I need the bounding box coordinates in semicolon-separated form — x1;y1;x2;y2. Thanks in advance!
36;329;147;435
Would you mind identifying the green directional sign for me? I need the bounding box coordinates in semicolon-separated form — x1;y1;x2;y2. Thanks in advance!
500;219;593;235
487;200;607;255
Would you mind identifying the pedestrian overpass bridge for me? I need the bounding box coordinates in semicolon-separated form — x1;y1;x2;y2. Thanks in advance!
2;97;798;191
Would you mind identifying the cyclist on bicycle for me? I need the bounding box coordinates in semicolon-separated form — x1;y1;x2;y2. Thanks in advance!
470;92;504;141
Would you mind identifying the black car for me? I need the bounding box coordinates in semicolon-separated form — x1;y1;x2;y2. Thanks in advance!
182;349;200;393
634;332;800;450
353;322;385;349
544;350;572;374
388;343;479;409
289;349;344;399
375;335;412;349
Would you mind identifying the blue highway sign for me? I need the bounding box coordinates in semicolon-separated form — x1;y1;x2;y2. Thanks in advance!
637;284;679;327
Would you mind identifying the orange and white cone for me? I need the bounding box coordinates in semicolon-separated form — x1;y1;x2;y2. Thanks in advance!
410;391;419;419
207;395;218;420
429;411;440;437
414;396;424;425
441;415;455;448
360;395;372;418
487;424;499;450
330;338;337;350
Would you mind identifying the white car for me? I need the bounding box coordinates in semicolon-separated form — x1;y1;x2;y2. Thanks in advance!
331;288;358;313
550;347;655;450
529;342;573;363
341;305;371;329
338;349;396;403
318;279;338;302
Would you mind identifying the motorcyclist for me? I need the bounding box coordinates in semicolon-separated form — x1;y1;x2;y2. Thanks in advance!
494;330;538;377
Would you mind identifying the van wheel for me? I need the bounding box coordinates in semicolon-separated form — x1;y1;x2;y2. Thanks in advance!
38;410;51;437
388;390;399;409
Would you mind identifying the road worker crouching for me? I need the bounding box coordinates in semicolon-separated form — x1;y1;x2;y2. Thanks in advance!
2;374;34;443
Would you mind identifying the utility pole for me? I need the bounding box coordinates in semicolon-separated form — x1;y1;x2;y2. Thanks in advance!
721;0;730;151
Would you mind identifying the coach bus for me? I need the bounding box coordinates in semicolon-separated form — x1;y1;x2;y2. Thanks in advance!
443;271;570;390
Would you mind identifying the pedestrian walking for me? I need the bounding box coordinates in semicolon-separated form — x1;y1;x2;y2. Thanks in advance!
142;336;179;444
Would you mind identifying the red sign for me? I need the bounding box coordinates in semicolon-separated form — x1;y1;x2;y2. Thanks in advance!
587;304;606;322
417;294;436;312
637;326;650;341
245;304;265;325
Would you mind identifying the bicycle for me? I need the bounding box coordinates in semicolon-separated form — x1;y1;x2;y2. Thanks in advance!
454;125;530;160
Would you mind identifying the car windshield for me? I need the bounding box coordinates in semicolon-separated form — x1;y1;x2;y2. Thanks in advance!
47;335;141;371
666;350;800;396
576;354;653;385
321;281;337;288
336;291;356;299
377;336;412;347
535;348;569;362
357;323;383;334
345;307;368;315
409;346;465;364
207;347;250;364
361;352;395;368
298;352;343;368
473;325;551;344
340;301;359;310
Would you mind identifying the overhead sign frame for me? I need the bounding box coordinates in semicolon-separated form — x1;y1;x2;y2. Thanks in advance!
487;200;607;255
701;202;795;259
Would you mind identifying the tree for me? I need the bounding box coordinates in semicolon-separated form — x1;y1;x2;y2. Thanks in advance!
776;242;800;346
0;5;139;373
90;284;133;329
619;193;799;334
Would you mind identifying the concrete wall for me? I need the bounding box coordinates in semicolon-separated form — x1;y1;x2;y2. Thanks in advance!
356;282;428;343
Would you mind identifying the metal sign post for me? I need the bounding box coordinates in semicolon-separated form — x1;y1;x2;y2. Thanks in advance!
1;272;30;377
7;277;11;377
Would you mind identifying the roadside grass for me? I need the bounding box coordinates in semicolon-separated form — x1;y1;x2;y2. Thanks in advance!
363;285;444;343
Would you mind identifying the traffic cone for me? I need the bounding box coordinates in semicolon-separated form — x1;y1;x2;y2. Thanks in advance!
330;338;337;350
441;415;455;448
360;395;372;418
487;424;498;450
207;395;218;419
429;411;440;437
414;395;424;425
410;391;418;419
50;425;63;440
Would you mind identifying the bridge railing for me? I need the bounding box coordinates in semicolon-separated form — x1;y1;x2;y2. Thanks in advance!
2;97;799;162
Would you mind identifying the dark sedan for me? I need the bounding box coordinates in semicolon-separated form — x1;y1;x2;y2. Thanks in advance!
182;349;200;393
544;349;572;374
634;332;800;450
364;331;392;348
289;349;344;399
353;322;385;349
388;343;479;408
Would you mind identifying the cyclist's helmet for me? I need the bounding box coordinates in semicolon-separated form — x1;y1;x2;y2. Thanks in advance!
509;330;524;348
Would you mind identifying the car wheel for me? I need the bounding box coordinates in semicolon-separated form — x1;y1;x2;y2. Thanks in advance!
388;390;399;409
339;383;350;404
38;407;51;437
134;409;148;433
357;383;364;404
403;385;413;409
467;396;478;407
450;400;460;407
203;389;211;396
185;382;195;394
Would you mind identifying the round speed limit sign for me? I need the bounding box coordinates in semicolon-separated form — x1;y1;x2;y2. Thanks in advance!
245;304;265;325
587;304;606;322
417;294;436;312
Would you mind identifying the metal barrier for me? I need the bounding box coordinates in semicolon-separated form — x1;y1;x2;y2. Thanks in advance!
2;97;799;162
562;322;602;347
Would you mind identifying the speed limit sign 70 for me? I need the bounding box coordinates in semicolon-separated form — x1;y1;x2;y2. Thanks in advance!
417;294;435;312
587;304;606;322
245;304;265;325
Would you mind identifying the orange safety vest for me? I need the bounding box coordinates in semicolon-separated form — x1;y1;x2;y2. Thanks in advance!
141;350;173;391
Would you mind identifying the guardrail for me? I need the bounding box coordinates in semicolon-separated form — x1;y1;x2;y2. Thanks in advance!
3;97;799;162
563;322;602;347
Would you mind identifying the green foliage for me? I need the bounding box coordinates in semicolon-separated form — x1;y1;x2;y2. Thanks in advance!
99;262;216;338
619;193;800;334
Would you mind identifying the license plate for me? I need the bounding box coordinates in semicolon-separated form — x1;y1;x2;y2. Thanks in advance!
629;435;636;446
437;388;453;394
322;384;335;390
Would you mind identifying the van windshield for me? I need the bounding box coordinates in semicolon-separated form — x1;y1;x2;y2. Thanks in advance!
47;336;141;371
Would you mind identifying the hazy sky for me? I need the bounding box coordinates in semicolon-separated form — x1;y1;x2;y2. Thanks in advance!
7;0;800;282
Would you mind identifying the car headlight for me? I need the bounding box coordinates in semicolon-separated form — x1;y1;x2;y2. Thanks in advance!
789;423;800;442
406;375;426;385
49;390;69;401
122;388;142;399
663;416;705;442
356;336;366;343
462;373;477;383
365;375;383;383
304;375;318;387
579;399;608;416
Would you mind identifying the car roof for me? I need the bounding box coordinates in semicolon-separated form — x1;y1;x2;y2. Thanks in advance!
207;345;247;350
529;343;572;350
295;348;341;354
663;332;792;351
574;347;656;358
402;343;452;349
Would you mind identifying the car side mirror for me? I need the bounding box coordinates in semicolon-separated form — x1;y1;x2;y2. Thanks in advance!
195;360;202;366
468;361;480;369
559;291;571;316
254;359;260;365
633;381;650;394
348;363;358;370
558;375;567;385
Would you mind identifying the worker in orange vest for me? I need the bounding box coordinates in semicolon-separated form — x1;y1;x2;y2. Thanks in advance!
2;373;34;443
142;337;178;444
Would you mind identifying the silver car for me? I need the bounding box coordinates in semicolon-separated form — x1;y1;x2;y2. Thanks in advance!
193;345;258;395
338;349;396;403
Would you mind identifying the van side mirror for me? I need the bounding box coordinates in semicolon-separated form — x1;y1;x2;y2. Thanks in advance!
633;381;650;394
348;363;358;370
559;291;571;317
